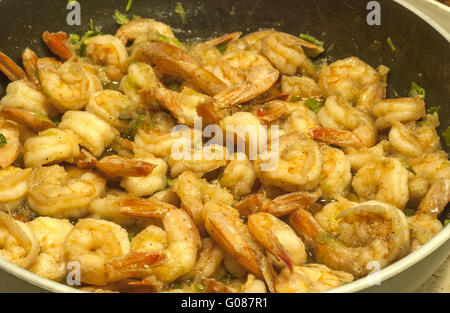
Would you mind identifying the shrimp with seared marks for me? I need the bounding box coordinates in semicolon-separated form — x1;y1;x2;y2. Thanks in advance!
64;218;167;285
290;201;410;277
312;96;377;148
319;57;385;113
0;167;31;212
407;177;450;251
0;118;20;168
352;157;409;209
27;165;106;218
236;190;321;217
274;264;353;293
248;212;307;270
372;97;425;129
0;211;40;268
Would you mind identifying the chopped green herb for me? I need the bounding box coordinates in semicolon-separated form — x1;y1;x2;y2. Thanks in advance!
194;283;205;293
132;14;142;20
221;273;233;285
127;115;147;139
304;99;324;113
119;114;132;122
89;18;94;31
399;159;416;175
75;29;102;57
443;126;450;147
69;33;80;45
157;33;169;43
427;106;440;115
299;33;324;47
126;0;133;11
386;37;396;52
113;10;130;25
217;171;224;180
408;81;425;100
316;232;334;245
128;233;134;242
0;133;6;146
35;112;54;125
404;208;417;217
444;220;450;227
174;2;187;24
326;43;335;53
167;177;177;187
216;42;227;55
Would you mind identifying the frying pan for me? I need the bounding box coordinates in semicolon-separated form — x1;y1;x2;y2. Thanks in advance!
0;0;448;292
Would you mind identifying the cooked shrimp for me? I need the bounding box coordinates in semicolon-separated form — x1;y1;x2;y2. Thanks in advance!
37;58;103;112
42;31;74;61
290;201;410;277
248;212;307;270
0;118;20;168
372;97;425;129
23;128;81;167
64;218;166;285
314;197;359;236
58;110;118;157
0;79;54;116
0;167;31;212
281;75;322;101
352;157;409;209
172;171;234;234
27;217;73;281
319;57;385;112
121;201;202;285
0;211;39;268
85;35;128;82
274;264;353;293
0;107;56;133
344;140;388;171
313;96;377;148
280;103;320;136
129;40;197;66
27;165;106;218
389;120;440;158
0;51;26;81
407;177;450;250
255;132;322;192
187;237;225;280
95;155;156;178
21;48;40;87
219;153;257;199
319;145;352;199
203;274;267;293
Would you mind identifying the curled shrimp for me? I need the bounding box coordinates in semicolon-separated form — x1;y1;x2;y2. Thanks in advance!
27;217;73;281
27;165;106;218
319;57;385;113
0;211;40;268
219;153;257;199
64;218;166;285
37;58;103;113
281;75;322;101
344;140;388;172
0;118;20;168
274;264;353;293
312;95;377;148
352;157;409;209
0;51;26;81
95;155;156;178
290;201;410;277
86;35;129;82
248;212;307;270
186;237;225;280
120;199;202;285
372;97;425;129
319;145;352;199
0;107;56;133
42;31;74;61
130;40;197;66
0;167;31;212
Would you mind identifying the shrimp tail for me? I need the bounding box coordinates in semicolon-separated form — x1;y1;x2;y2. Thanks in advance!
120;198;176;218
0;51;26;81
266;191;321;216
22;48;40;87
42;31;74;61
203;278;235;293
310;127;362;148
96;155;156;178
0;107;57;133
109;251;167;272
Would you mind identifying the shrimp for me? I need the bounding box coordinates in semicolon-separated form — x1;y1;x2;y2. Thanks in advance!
219;153;257;199
42;31;74;61
129;40;197;66
280;103;320;136
189;32;242;70
95;155;156;178
119;62;161;107
154;86;212;126
254;132;322;192
0;107;56;133
21;48;40;87
319;57;385;113
407;178;450;251
352;157;409;209
0;118;20;168
23;128;81;167
289;201;411;277
318;145;352;199
37;58;103;112
120;153;168;197
0;80;54;117
203;274;267;293
0;167;31;212
121;200;202;285
172;171;234;234
389;120;440;158
186;238;225;280
372;97;425;129
0;211;40;268
248;212;307;270
312;95;377;148
344;140;388;172
274;264;353;293
58;110;118;157
27;217;73;281
202;201;275;291
86;90;137;133
27;165;106;218
85;35;129;82
236;190;321;217
63;218;166;285
0;51;26;81
314;197;359;236
281;75;322;102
